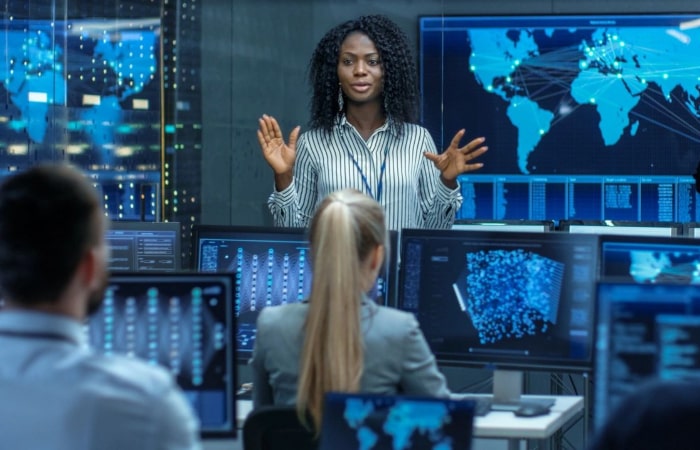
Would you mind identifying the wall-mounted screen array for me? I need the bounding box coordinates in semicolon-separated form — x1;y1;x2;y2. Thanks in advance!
192;226;399;360
420;14;700;222
599;235;700;284
86;273;236;438
0;17;163;221
594;282;700;429
106;222;181;272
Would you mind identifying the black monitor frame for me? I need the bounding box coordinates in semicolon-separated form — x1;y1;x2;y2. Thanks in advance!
397;228;600;404
106;221;181;272
87;272;237;438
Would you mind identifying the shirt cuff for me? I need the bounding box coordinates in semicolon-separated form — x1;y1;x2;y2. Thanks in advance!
270;179;295;206
436;177;460;201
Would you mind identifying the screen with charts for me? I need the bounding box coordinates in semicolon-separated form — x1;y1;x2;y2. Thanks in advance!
599;235;700;284
85;273;236;438
397;229;600;372
106;222;181;272
420;14;700;222
192;226;399;359
594;282;700;429
319;392;475;450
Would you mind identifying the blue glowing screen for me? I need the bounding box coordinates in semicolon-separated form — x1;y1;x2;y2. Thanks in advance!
421;14;700;222
397;229;599;371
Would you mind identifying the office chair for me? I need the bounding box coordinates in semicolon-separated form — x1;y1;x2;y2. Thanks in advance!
242;405;318;450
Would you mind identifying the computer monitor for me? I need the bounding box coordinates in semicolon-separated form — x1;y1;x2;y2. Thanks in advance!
396;229;600;405
420;13;700;223
594;281;700;429
559;220;683;236
192;225;399;360
86;273;236;438
319;392;475;450
453;220;554;233
106;221;181;272
599;234;700;284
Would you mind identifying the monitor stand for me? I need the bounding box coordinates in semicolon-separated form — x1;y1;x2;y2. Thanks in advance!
490;370;555;411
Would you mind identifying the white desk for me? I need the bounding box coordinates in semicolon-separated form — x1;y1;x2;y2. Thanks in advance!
229;396;583;450
474;395;584;450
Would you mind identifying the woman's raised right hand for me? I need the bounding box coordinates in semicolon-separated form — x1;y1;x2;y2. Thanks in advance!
257;114;300;177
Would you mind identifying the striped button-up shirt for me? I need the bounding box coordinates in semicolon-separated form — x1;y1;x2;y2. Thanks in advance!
267;116;462;230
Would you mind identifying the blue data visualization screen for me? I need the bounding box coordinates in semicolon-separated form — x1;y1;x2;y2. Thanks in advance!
420;14;700;222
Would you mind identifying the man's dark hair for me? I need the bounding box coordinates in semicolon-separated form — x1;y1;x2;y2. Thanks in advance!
0;163;101;305
308;14;419;135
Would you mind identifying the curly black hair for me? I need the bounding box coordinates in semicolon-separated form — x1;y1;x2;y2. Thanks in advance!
307;15;419;135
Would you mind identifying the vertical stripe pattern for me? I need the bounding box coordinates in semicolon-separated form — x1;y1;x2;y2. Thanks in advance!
267;117;462;230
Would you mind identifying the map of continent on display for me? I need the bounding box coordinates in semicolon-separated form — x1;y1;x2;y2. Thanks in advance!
0;19;159;166
343;398;454;450
466;24;700;174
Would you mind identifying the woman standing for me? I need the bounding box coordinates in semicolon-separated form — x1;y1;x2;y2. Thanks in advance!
257;14;487;230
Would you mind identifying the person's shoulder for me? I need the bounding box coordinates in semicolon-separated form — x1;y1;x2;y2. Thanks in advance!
367;305;418;334
81;353;179;400
257;303;307;327
399;122;430;135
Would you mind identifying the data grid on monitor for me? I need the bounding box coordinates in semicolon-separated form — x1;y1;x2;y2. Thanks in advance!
86;273;236;438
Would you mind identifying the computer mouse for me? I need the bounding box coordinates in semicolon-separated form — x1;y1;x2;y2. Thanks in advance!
513;403;551;417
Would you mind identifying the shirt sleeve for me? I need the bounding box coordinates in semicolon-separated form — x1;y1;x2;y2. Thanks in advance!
418;129;462;229
267;133;317;228
155;378;202;450
397;314;451;397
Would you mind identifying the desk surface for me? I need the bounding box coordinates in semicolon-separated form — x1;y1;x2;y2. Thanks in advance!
473;395;583;439
235;394;583;440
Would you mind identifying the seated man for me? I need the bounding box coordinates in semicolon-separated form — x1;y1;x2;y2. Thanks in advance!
0;164;201;450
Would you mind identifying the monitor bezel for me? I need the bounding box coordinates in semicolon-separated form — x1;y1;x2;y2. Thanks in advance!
99;271;237;439
107;221;182;271
397;228;600;373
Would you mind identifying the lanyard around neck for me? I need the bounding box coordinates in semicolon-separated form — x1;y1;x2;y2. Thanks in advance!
345;141;390;203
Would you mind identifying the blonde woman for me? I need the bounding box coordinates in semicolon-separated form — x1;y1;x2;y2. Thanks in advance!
250;189;449;430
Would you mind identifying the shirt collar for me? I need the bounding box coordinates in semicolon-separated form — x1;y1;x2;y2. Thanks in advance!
0;310;87;346
337;113;398;138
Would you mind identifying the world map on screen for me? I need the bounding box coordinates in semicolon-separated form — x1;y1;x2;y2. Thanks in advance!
0;19;159;166
467;25;700;174
342;398;455;450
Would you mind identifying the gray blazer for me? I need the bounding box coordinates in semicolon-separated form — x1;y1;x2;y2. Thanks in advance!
250;300;450;408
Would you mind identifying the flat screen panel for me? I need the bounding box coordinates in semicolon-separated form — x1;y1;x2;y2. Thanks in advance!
420;14;700;222
595;282;700;429
106;221;181;272
86;272;237;438
396;229;600;371
192;226;399;360
599;234;700;283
